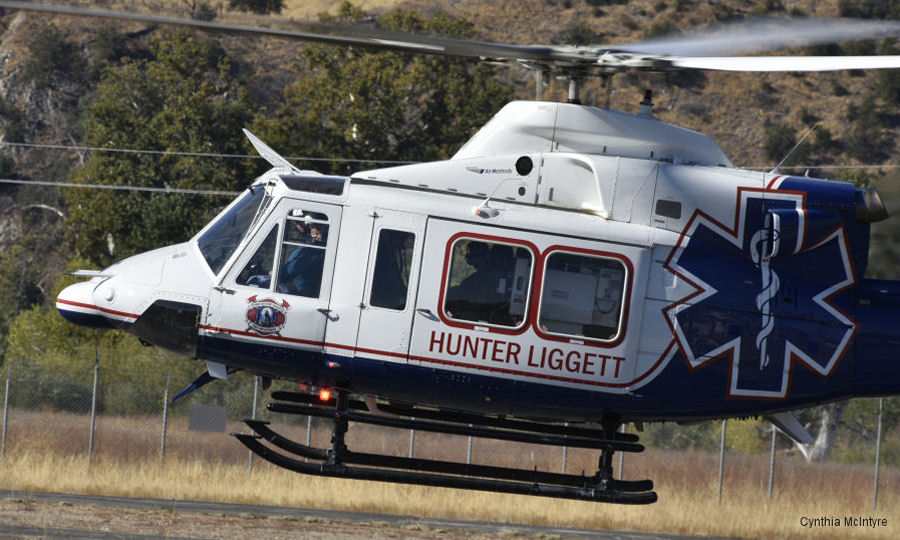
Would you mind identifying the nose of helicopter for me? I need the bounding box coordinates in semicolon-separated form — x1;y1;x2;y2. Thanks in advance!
56;279;123;329
55;245;175;330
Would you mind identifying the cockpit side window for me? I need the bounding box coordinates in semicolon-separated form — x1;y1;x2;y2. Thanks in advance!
235;225;278;289
197;186;268;275
276;211;330;298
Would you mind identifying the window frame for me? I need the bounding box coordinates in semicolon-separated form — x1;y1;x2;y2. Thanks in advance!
533;246;633;347
233;223;280;291
196;184;270;277
438;233;537;333
368;227;417;311
274;211;331;298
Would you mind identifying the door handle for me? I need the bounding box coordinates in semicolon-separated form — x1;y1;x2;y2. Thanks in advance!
416;308;438;321
316;308;332;316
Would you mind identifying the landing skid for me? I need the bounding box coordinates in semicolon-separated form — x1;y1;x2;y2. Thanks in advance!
234;391;657;505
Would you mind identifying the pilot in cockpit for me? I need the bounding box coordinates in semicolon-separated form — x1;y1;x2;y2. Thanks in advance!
277;222;327;297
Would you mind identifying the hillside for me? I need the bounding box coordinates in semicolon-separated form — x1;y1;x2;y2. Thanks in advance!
0;0;899;288
1;0;898;170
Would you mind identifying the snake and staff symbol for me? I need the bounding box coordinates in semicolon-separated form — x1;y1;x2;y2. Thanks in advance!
750;224;780;370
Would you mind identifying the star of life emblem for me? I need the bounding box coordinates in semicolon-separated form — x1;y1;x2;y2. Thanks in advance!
663;186;858;399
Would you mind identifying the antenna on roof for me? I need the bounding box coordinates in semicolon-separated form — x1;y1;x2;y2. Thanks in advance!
243;129;301;173
771;123;819;174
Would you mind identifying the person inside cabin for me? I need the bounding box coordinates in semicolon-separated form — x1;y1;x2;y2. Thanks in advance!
447;241;505;321
291;221;308;242
308;224;325;245
236;226;278;289
277;221;328;297
285;221;309;244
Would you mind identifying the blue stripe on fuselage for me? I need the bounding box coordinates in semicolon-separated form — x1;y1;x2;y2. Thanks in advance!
195;333;861;422
57;307;122;329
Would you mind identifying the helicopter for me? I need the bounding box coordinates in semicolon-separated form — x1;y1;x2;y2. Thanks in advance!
6;1;900;505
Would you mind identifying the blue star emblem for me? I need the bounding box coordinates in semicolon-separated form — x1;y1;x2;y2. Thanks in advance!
664;187;858;399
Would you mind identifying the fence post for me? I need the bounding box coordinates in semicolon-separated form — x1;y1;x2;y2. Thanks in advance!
306;415;312;463
718;419;727;503
768;423;776;498
873;398;883;511
617;424;627;480
249;375;260;474
561;423;568;473
409;425;416;458
1;364;10;457
466;434;473;465
160;374;170;465
88;352;100;469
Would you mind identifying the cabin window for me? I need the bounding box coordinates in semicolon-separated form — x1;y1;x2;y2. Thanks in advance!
538;252;627;342
276;211;330;298
235;225;278;289
443;239;533;328
369;229;415;310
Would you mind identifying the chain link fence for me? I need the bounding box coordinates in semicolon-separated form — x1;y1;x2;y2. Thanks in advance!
1;356;897;509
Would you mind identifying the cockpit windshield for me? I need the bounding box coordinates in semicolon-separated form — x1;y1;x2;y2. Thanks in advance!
197;184;270;275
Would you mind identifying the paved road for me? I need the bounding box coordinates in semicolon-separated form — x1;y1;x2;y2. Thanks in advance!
0;489;697;539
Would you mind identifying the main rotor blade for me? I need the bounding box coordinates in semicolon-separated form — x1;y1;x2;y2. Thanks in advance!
670;55;900;72
3;1;900;74
613;17;900;57
0;1;571;63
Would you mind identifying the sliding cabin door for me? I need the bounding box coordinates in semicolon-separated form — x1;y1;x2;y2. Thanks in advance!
353;209;427;362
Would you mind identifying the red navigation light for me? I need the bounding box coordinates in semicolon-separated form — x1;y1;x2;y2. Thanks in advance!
318;388;332;402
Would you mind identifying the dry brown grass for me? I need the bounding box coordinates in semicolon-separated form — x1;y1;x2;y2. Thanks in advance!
1;410;897;538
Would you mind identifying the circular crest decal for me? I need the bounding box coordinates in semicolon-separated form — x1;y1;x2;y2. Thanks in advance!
245;295;291;336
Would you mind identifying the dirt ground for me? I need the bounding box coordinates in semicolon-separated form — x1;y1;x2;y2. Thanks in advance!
0;497;533;540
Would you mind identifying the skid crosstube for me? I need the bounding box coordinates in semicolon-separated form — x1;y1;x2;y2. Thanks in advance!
234;392;657;505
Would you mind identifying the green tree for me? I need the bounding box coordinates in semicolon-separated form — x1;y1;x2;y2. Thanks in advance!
228;0;283;15
878;40;900;107
21;24;87;89
856;168;900;279
839;0;900;19
65;31;255;267
0;185;68;366
558;19;602;45
763;122;797;164
0;96;24;143
5;265;197;413
645;16;677;39
846;93;884;162
254;3;513;174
